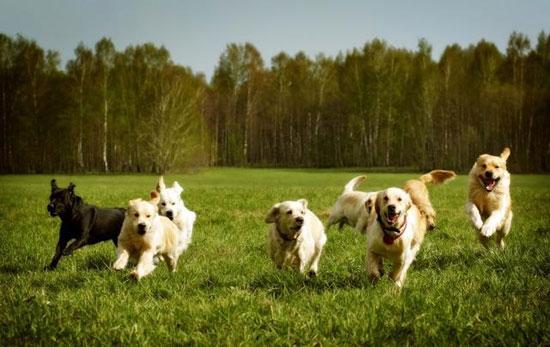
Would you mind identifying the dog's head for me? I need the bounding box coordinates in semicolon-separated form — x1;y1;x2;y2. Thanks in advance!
47;179;80;217
126;192;160;236
265;199;308;239
375;188;411;233
471;147;510;192
155;176;185;221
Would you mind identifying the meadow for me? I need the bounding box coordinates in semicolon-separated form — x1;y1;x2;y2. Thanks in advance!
0;168;548;346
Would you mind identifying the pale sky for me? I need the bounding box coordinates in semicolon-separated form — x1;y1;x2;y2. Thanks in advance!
1;0;549;80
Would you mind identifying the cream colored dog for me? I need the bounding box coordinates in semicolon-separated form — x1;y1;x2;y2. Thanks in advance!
113;192;180;280
327;175;377;234
367;170;456;287
265;199;327;276
465;147;512;249
156;177;197;256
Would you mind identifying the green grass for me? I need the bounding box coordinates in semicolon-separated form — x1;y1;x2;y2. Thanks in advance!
0;168;549;346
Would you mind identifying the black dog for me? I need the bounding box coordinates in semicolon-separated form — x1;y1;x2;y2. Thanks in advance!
45;179;125;270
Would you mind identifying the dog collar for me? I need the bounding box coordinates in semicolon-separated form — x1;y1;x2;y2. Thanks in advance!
377;214;407;245
276;226;301;242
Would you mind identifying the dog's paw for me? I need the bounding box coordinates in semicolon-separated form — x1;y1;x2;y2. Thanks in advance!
43;265;55;271
474;220;483;231
308;270;317;278
481;223;496;237
129;270;141;281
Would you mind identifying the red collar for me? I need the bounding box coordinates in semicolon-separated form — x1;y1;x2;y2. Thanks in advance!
377;214;407;245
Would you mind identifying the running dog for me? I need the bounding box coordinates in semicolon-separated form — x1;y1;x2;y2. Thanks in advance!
465;147;512;249
366;170;456;287
45;179;124;270
156;177;196;255
327;175;377;234
113;192;180;280
265;199;327;277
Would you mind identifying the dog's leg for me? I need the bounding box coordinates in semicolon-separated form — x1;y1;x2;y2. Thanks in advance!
131;250;156;280
481;208;507;238
162;253;178;272
465;202;483;231
496;211;513;249
394;246;420;287
308;246;324;277
113;247;130;270
478;234;491;249
62;238;88;256
367;251;383;283
45;237;69;270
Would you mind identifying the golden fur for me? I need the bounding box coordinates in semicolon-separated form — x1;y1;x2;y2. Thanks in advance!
366;170;456;287
465;147;512;249
113;192;180;280
265;199;327;276
327;175;377;234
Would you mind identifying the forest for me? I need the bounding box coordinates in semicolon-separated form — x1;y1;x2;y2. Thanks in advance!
0;32;548;173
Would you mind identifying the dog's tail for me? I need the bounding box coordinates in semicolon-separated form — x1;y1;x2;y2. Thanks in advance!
405;170;456;230
419;170;456;185
343;175;366;193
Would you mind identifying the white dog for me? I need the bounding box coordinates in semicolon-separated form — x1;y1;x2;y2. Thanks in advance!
113;192;180;280
465;148;512;249
327;175;377;234
265;199;327;277
156;177;197;256
367;170;456;287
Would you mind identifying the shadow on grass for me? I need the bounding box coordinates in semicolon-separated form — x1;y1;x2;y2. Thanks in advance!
0;263;27;274
84;254;113;271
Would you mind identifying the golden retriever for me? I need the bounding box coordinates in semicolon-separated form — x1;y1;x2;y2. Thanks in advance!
327;175;377;234
465;147;512;249
366;170;456;287
113;192;180;280
265;199;327;277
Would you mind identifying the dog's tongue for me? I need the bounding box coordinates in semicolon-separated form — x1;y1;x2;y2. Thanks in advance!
485;179;496;191
387;214;398;224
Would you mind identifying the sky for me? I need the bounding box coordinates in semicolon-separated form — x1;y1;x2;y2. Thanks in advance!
1;0;549;80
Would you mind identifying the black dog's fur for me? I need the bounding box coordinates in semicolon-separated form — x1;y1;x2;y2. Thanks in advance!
45;179;125;270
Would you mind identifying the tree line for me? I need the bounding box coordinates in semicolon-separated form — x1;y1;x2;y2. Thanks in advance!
1;32;549;173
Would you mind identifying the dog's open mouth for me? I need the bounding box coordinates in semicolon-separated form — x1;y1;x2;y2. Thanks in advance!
385;211;400;225
291;225;302;232
479;175;500;192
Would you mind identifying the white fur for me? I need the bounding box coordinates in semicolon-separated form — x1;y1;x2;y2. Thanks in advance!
265;199;327;276
327;175;377;234
113;197;180;280
156;177;197;256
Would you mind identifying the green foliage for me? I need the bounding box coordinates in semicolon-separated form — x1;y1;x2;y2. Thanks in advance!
0;169;548;345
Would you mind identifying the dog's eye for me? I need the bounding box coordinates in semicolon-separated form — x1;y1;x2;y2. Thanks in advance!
146;214;151;218
161;202;166;206
134;213;139;217
286;210;292;215
481;164;487;169
172;202;175;206
495;165;499;169
398;197;402;202
301;210;305;214
383;196;389;202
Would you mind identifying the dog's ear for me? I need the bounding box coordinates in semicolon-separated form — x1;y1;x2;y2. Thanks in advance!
297;199;308;210
365;197;374;214
173;181;184;195
500;147;511;161
50;179;58;192
265;204;280;223
68;182;76;194
149;191;160;205
156;176;166;193
374;192;383;216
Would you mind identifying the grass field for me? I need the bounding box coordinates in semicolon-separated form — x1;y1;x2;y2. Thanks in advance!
0;168;549;346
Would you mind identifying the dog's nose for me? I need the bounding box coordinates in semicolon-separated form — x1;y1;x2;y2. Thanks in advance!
295;216;304;225
137;223;146;234
485;171;493;178
166;210;173;219
388;205;396;212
